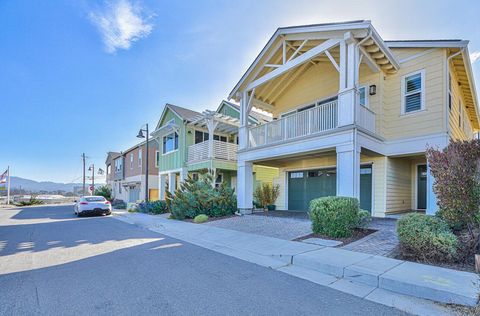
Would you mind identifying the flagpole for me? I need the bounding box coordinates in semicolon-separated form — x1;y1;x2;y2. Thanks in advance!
7;166;10;205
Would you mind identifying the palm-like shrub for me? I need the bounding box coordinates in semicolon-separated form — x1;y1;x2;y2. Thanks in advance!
253;183;280;209
167;172;236;219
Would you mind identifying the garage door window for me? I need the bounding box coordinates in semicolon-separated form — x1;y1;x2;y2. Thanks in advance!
290;172;303;178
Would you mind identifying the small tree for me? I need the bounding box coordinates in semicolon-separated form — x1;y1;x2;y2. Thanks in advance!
94;185;112;201
253;183;280;210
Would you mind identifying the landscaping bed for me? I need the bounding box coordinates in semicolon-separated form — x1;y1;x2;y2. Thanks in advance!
184;214;237;223
390;245;476;273
294;228;377;246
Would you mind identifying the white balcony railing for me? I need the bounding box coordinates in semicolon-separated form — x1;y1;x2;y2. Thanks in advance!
356;105;376;134
248;100;338;148
188;140;238;162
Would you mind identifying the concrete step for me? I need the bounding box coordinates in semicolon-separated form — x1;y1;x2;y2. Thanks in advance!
379;261;479;307
293;247;372;277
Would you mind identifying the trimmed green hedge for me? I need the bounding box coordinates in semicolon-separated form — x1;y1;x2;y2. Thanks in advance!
397;213;458;263
309;196;367;238
193;214;209;223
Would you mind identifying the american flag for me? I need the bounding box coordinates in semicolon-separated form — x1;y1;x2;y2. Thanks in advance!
0;169;7;190
0;170;7;184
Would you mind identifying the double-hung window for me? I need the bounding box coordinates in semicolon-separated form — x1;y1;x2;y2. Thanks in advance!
402;70;425;114
130;154;133;169
155;151;160;167
163;132;178;154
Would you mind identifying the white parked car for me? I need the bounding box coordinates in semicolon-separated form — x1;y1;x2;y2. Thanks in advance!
74;196;112;217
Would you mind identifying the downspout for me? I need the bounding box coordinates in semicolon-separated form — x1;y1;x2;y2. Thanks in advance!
445;49;464;139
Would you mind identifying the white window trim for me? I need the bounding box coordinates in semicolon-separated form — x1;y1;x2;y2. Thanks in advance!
401;69;426;115
162;132;179;155
155;150;160;168
138;149;142;168
358;85;369;108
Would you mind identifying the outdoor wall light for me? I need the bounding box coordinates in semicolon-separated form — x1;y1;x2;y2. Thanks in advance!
369;85;377;96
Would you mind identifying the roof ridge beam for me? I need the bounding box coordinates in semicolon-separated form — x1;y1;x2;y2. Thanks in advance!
246;38;341;91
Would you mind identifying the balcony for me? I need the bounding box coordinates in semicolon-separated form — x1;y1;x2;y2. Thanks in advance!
188;140;238;162
248;100;375;148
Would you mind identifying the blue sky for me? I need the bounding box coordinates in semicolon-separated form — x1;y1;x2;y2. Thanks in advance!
1;0;479;183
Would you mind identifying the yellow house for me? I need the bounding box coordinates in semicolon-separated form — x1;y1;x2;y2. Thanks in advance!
229;20;479;217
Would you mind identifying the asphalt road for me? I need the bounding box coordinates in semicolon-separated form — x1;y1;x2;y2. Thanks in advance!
0;205;407;315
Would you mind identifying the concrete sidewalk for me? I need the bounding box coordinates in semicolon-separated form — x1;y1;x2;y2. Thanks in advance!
113;211;479;315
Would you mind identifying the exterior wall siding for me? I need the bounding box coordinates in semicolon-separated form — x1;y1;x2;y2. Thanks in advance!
386;157;412;213
158;109;187;172
448;65;474;140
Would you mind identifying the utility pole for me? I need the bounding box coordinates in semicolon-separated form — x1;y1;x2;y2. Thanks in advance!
91;163;95;196
145;124;149;202
6;166;10;205
82;153;86;196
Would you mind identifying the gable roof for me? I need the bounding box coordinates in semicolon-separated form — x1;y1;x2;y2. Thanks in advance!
105;151;121;164
217;100;272;124
228;20;400;100
154;103;203;131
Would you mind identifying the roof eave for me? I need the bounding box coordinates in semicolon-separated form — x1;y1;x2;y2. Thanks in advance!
461;47;480;128
386;40;469;48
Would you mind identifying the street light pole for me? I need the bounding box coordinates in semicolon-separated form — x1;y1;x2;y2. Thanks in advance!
137;124;149;202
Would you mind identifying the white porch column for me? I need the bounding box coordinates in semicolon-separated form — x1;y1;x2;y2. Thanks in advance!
159;174;167;199
426;163;438;215
180;168;188;182
238;90;252;150
168;172;176;194
336;143;360;199
338;32;359;127
237;160;253;214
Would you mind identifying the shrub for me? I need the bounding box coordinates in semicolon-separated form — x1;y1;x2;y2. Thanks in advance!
426;140;480;230
127;203;138;212
357;209;372;229
397;213;458;263
111;199;126;209
309;196;362;238
15;195;44;206
253;183;280;209
138;200;168;215
94;185;112;201
168;172;237;220
193;214;209;223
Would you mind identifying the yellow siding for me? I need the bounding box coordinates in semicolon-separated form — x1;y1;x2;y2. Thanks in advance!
448;66;474;140
382;48;446;140
386;157;412;213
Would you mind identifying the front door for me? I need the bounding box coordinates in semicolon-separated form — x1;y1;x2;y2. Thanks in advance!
417;165;427;209
360;165;372;212
288;168;336;211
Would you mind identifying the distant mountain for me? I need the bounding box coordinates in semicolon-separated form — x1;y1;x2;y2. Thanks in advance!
9;176;102;193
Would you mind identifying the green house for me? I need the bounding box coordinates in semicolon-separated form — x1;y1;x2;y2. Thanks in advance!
151;101;278;200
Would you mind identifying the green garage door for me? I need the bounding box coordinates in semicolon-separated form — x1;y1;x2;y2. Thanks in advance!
288;165;372;212
288;168;336;211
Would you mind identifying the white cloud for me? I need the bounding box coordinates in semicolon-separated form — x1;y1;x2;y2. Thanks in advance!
89;0;153;53
471;51;480;64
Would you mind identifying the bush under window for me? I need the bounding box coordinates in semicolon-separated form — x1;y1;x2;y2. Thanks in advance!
397;213;458;263
309;196;369;238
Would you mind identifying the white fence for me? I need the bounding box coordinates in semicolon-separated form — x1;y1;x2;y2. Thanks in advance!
248;100;338;148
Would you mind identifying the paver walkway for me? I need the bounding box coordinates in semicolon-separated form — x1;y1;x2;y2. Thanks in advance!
342;218;399;257
206;212;399;257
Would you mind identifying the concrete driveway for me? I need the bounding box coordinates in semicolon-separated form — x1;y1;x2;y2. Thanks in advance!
0;205;406;315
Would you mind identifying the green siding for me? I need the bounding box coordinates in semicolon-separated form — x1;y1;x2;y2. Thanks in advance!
217;102;258;124
188;160;237;172
158;108;187;172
